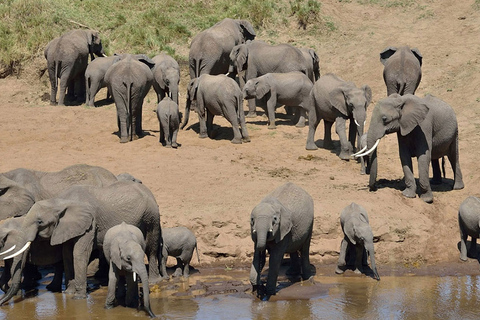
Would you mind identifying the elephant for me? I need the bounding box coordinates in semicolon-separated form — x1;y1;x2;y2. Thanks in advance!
458;196;480;261
181;74;250;144
44;29;105;106
156;96;180;148
104;54;155;143
229;40;309;118
380;46;422;96
189;18;256;79
299;47;320;82
307;73;372;160
152;53;181;106
356;94;464;203
335;203;380;280
0;164;118;221
103;222;156;318
250;182;314;299
85;56;119;106
160;226;199;279
0;180;163;305
0;216;64;293
242;71;313;129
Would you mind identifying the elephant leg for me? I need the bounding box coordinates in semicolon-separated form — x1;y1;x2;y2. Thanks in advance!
71;226;95;299
47;65;58;105
266;98;277;130
354;245;363;274
224;107;242;144
265;249;283;296
249;250;265;291
448;138;464;190
417;153;433;203
286;251;301;277
300;238;313;280
163;124;172;148
46;261;64;292
306;109;320;150
197;105;208;139
246;98;257;118
63;242;76;294
74;74;86;103
183;259;190;278
160;247;169;280
125;272;138;308
172;128;179;148
21;263;40;290
159;121;165;145
115;100;130;143
431;158;442;185
173;258;183;277
335;117;353;160
399;144;416;198
105;262;118;309
459;218;469;261
294;107;307;128
58;72;72;106
348;119;357;151
469;237;478;259
323;120;334;149
335;238;348;274
0;259;11;293
145;232;161;284
206;111;214;139
86;79;101;107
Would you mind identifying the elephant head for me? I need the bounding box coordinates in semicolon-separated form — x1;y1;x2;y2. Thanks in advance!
235;20;256;43
229;43;249;74
243;76;270;100
0;175;35;220
181;78;200;129
250;198;292;252
355;94;429;189
85;30;105;59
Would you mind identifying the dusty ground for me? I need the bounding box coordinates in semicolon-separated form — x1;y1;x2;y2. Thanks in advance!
1;0;480;276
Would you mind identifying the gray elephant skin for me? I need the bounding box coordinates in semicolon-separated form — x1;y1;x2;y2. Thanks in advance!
45;29;105;106
250;182;314;298
189;18;255;79
160;226;199;279
359;94;464;203
152;53;181;106
156;96;180;148
299;47;320;82
85;56;119;106
458;196;480;261
0;180;162;305
380;46;422;96
103;222;156;318
104;54;155;143
335;203;380;280
308;73;372;160
229;40;309;117
182;74;250;144
243;72;313;130
0;216;63;293
0;164;118;221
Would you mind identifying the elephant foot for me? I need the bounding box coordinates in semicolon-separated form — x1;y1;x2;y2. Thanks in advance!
460;255;468;262
453;180;465;190
73;291;87;300
402;188;416;198
242;137;251;143
198;133;208;139
267;125;276;130
246;112;257;118
306;142;318;150
339;150;351;161
148;275;163;285
295;122;306;128
172;142;178;148
50;101;57;106
231;138;242;144
335;266;345;274
420;191;433;203
173;268;183;277
104;303;115;310
353;268;362;275
165;144;172;148
120;137;129;143
132;134;139;141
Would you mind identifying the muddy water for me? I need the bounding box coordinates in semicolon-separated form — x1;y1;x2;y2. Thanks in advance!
0;268;480;319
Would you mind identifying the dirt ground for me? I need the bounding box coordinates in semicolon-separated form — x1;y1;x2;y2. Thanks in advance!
1;0;480;275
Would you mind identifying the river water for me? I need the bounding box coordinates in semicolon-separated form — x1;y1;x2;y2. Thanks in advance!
0;267;479;319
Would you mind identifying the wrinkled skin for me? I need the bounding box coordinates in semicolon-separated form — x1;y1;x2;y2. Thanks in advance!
0;181;163;305
152;53;181;106
189;18;255;79
85;56;119;106
160;226;199;279
380;46;422;96
335;203;380;280
299;47;321;82
229;40;310;118
458;196;480;261
103;222;155;318
44;29;105;106
156;97;180;148
365;94;464;203
250;182;314;299
243;72;313;130
182;74;250;144
104;54;155;143
308;73;372;160
0;164;118;221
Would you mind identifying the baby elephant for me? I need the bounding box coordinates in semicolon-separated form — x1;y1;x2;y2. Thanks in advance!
458;196;480;261
156;96;180;148
160;226;199;279
336;203;380;280
103;222;155;318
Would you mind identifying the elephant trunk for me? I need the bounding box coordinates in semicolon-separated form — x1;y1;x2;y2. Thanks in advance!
368;148;378;190
180;96;191;130
366;244;380;281
136;267;155;318
170;86;179;107
0;245;29;305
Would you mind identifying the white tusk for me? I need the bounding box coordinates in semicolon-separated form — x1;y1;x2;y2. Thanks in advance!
102;53;107;57
269;229;273;233
351;145;367;157
225;72;230;77
133;272;136;282
0;245;16;256
364;120;366;126
252;229;256;234
355;119;361;127
3;242;31;260
355;139;380;158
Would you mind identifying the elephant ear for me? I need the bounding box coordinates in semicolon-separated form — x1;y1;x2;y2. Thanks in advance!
380;46;397;65
269;199;292;243
329;85;350;117
344;219;357;245
398;96;430;136
135;54;155;69
86;30;101;46
254;78;270;99
362;85;372;107
238;20;256;40
235;45;248;73
50;201;94;246
188;79;199;100
411;47;423;66
110;239;123;269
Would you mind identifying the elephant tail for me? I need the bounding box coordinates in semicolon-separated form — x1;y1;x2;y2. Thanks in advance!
125;81;133;140
54;60;61;93
195;243;200;263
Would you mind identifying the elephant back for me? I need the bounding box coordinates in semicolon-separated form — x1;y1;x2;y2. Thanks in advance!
266;182;314;224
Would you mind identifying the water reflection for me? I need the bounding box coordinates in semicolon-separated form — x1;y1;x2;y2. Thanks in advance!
0;271;480;319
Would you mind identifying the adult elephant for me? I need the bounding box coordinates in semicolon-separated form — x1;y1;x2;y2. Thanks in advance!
152;53;181;106
250;182;314;299
105;54;155;143
44;29;105;106
0;180;162;305
85;56;119;106
356;94;464;203
0;164;118;220
307;73;372;160
189;18;255;79
229;40;309;117
380;46;422;96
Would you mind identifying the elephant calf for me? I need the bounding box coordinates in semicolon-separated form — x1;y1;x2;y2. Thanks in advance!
160;226;199;279
458;196;480;261
103;222;156;318
156;97;180;148
335;203;380;280
85;56;119;107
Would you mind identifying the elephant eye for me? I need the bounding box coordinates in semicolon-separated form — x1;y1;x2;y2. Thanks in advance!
273;216;279;224
382;115;389;124
37;219;43;225
250;218;254;226
126;255;131;261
